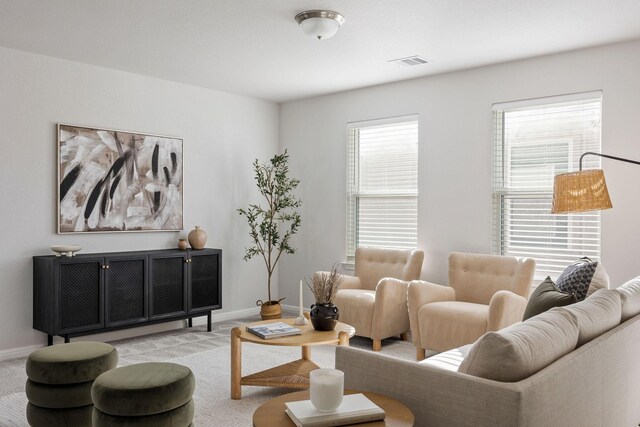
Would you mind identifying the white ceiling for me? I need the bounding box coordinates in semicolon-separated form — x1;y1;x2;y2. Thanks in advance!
1;0;640;103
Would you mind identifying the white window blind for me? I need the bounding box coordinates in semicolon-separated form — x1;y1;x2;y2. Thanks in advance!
346;116;418;260
492;92;602;279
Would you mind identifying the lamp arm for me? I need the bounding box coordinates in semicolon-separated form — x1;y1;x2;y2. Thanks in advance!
579;152;640;171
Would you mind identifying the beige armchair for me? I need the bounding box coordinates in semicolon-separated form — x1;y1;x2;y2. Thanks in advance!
408;252;535;360
331;247;424;351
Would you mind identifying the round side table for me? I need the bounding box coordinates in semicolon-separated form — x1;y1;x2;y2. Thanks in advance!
252;389;414;427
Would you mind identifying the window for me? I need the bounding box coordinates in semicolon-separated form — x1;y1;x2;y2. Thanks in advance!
492;92;602;279
346;116;418;260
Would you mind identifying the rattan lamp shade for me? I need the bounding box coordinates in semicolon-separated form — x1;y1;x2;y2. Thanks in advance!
551;169;612;213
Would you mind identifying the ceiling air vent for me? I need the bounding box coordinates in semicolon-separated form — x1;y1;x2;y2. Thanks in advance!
388;56;429;67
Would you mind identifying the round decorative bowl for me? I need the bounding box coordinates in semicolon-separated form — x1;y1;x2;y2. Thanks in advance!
50;245;83;257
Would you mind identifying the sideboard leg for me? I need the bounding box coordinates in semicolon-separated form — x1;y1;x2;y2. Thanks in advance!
188;318;193;328
231;327;242;399
207;312;212;332
47;335;53;346
64;335;70;344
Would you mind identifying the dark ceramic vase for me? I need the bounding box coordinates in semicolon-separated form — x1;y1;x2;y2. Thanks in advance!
310;303;339;331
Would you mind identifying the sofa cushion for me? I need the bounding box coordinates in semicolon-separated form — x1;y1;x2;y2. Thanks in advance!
617;277;640;322
556;257;600;301
522;277;577;321
458;308;579;382
586;262;610;297
420;345;472;372
561;288;621;347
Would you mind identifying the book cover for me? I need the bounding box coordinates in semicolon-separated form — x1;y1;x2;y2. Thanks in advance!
285;393;385;427
246;322;302;339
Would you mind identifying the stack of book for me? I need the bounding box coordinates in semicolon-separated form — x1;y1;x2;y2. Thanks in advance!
246;322;302;339
284;393;385;427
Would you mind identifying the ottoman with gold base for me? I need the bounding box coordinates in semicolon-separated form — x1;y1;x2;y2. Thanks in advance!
91;362;196;427
25;342;118;427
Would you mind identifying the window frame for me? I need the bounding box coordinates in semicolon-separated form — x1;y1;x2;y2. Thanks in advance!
492;92;603;280
346;115;419;261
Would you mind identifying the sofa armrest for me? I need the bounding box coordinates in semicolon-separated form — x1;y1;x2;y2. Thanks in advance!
487;290;528;332
408;281;456;348
370;278;410;341
335;346;521;427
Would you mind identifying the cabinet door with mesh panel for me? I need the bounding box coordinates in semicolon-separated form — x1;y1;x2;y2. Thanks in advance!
189;251;221;313
56;258;104;334
149;253;188;318
105;255;147;327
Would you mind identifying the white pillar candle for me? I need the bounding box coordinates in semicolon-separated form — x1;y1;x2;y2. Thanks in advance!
310;368;344;412
299;279;304;316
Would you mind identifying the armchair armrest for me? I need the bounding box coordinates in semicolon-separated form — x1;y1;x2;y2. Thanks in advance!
408;281;456;349
314;271;362;290
487;290;528;332
338;274;362;290
370;278;411;341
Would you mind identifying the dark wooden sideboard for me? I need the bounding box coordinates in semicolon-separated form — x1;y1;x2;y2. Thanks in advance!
33;248;221;345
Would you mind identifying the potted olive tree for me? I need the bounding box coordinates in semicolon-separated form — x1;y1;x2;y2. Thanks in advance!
238;150;302;319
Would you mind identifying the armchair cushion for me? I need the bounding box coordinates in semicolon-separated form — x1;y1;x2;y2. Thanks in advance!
458;308;579;382
418;302;488;352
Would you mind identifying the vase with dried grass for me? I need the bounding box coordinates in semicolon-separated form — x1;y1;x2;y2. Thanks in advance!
306;266;343;331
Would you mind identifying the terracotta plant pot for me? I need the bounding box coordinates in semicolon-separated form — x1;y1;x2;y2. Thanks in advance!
257;299;284;320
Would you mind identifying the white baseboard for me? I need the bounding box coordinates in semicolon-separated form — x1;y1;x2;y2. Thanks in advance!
0;344;44;362
281;304;310;314
0;306;261;362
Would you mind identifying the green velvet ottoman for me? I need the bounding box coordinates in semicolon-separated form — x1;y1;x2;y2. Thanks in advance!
92;362;196;427
25;342;118;427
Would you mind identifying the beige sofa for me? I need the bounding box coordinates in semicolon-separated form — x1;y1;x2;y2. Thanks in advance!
336;277;640;427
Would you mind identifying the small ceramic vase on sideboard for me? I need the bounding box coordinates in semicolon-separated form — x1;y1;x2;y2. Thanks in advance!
178;239;188;250
188;226;207;249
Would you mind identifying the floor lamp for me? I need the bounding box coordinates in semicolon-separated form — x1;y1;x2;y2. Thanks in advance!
551;152;640;214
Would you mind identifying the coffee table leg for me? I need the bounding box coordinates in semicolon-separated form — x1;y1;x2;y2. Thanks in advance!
338;331;349;346
231;327;242;399
301;345;310;360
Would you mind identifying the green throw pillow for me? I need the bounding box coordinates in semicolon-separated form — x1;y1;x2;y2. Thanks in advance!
522;277;577;321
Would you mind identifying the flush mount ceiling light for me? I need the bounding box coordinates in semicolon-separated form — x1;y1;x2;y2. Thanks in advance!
295;10;345;40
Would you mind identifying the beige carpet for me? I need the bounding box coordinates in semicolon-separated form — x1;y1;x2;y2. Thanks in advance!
0;316;417;426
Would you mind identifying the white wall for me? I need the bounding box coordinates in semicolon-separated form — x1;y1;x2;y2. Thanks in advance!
0;47;279;355
279;39;640;308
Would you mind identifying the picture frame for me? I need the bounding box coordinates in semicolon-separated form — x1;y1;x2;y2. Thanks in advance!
57;124;183;233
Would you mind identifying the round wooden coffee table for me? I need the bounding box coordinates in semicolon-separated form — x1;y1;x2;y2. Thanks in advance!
231;317;355;399
253;389;414;426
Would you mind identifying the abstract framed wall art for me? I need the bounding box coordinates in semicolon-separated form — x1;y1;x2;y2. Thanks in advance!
58;124;183;233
